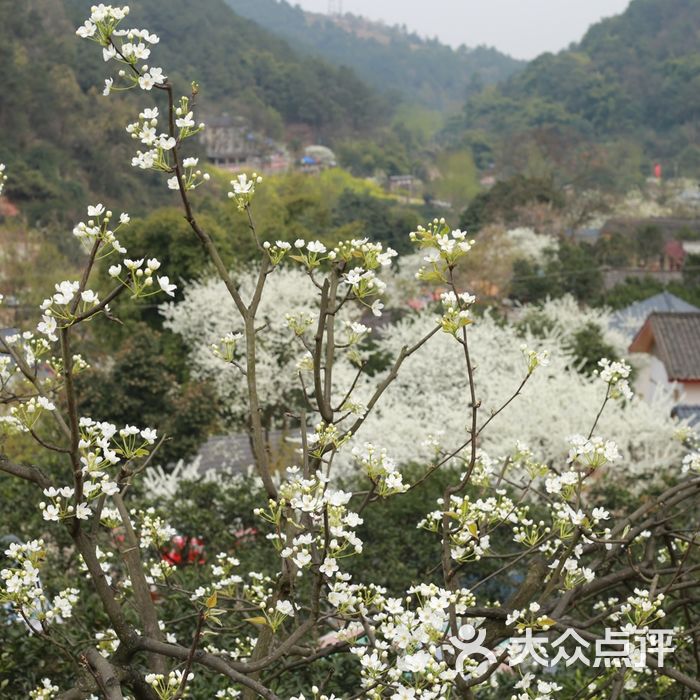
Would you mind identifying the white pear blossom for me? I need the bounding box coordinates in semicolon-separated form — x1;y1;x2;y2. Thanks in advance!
158;276;177;297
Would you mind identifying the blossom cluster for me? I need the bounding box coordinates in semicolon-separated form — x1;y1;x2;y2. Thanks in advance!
520;343;551;374
290;239;333;269
0;330;83;407
167;156;210;192
263;234;397;316
72;203;129;253
76;5;165;95
0;540;79;627
681;451;700;474
127;107;176;170
228;172;263;210
109;256;176;297
545;536;597;589
615;588;667;628
567;434;621;469
7;396;56;434
211;332;243;363
439;290;476;335
39;280;100;331
349;583;474;696
36;419;158;523
145;670;195;700
506;601;556;632
127;101;207;189
419;491;525;562
0;163;7;195
38;204;175;342
29;679;60;700
134;507;178;550
257;467;363;585
510;674;561;700
40;486;92;522
596;358;634;401
342;267;387;316
409;218;475;281
351;443;409;496
0;540;45;612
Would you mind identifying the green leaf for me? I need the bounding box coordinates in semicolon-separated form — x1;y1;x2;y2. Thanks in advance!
243;616;270;627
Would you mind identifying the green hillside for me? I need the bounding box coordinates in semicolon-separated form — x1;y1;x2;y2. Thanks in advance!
225;0;524;111
450;0;700;186
0;0;388;220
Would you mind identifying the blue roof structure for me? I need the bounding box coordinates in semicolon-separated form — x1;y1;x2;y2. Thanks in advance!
672;404;700;428
610;292;699;339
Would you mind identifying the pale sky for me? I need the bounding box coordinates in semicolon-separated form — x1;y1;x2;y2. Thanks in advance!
292;0;631;59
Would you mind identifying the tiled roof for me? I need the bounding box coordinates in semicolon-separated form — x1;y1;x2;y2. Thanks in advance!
629;312;700;380
610;293;699;339
191;430;299;474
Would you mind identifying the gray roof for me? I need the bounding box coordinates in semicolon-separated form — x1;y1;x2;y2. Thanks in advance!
630;312;700;381
610;293;699;339
672;404;700;427
193;430;297;474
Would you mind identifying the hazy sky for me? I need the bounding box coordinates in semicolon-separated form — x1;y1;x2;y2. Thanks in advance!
292;0;631;59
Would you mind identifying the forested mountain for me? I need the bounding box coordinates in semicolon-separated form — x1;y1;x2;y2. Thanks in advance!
64;0;386;134
225;0;525;111
0;0;387;220
450;0;700;185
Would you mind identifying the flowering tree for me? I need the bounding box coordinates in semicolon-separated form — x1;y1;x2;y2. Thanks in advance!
166;283;683;476
2;5;700;700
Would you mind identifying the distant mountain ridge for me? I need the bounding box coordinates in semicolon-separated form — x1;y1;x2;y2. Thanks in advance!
453;0;700;182
225;0;525;111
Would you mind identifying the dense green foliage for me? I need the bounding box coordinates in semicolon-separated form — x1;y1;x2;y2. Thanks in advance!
510;242;603;304
76;325;219;463
0;0;388;222
64;0;387;135
224;0;524;111
564;322;620;376
0;0;164;223
447;0;700;185
460;175;565;232
596;274;700;310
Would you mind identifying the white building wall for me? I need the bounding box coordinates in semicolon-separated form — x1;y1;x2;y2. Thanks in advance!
633;350;700;404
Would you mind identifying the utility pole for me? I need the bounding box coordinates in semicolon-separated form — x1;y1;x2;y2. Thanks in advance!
328;0;343;16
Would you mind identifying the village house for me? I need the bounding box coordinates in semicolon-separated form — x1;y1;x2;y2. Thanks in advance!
200;114;291;174
610;291;699;340
299;145;337;173
600;217;700;270
629;311;700;405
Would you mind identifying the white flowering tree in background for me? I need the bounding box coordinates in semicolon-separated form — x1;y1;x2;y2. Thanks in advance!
161;267;365;432
2;5;700;700
167;282;682;476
